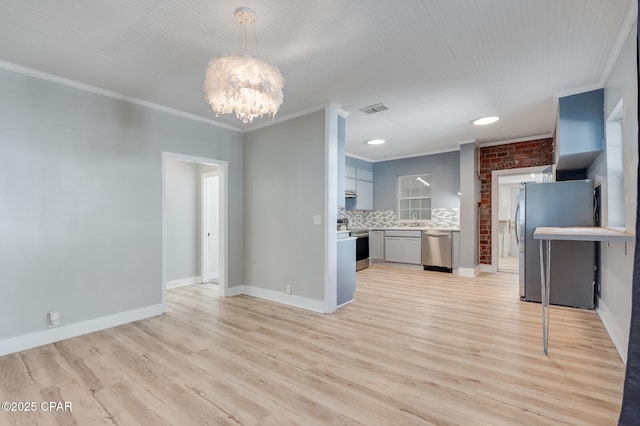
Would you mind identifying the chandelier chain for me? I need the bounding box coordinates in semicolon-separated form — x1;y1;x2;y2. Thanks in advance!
253;22;259;57
240;19;247;55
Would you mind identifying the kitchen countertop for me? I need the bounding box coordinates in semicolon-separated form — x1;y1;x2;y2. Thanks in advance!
534;226;634;242
338;227;460;234
337;230;355;240
532;225;634;355
367;227;460;231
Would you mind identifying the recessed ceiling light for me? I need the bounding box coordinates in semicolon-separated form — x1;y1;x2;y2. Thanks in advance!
365;139;385;145
472;116;500;126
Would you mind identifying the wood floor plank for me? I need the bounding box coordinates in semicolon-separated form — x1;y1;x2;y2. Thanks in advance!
0;266;625;425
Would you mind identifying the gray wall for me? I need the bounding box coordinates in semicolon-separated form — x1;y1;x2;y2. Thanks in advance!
373;151;460;210
166;159;200;282
0;68;243;340
587;22;637;362
337;116;346;208
459;143;479;270
243;110;326;301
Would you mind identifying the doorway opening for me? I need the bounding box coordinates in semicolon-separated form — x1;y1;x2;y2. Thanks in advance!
491;166;551;274
496;177;522;273
202;172;220;285
162;152;228;310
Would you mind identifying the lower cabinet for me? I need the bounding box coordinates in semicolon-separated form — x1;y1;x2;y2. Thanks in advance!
384;237;403;262
369;231;385;260
384;235;422;264
402;237;422;264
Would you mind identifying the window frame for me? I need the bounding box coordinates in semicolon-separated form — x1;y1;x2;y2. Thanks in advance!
397;172;432;220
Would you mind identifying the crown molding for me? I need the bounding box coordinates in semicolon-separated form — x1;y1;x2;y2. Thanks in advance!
0;60;243;133
243;103;342;133
477;134;553;148
344;152;376;163
352;146;461;163
600;0;638;86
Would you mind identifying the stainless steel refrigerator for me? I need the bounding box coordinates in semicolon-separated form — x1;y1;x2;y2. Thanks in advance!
517;180;595;308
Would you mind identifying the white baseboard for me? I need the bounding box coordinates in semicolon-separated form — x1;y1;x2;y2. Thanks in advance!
458;266;481;277
369;260;423;270
480;264;497;273
166;276;202;289
225;285;326;313
337;299;354;309
0;304;165;357
225;285;245;297
597;300;628;365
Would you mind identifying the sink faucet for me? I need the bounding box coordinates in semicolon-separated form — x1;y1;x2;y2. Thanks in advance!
411;212;418;226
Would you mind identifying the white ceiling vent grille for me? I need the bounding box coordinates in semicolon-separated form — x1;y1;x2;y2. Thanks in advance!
359;103;389;114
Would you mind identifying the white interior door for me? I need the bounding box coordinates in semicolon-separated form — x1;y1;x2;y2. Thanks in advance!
508;186;520;256
206;175;219;281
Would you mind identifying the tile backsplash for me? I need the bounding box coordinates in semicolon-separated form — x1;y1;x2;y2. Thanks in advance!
430;208;461;228
338;207;460;229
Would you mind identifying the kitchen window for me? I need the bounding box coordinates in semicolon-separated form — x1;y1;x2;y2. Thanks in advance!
398;173;431;220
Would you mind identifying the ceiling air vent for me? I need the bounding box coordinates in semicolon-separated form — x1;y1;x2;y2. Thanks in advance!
359;103;389;114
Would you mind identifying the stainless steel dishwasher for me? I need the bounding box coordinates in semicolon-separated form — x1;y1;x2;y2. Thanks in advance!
421;230;452;272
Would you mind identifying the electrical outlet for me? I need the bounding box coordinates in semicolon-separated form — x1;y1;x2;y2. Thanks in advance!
313;215;321;225
47;311;60;328
286;285;292;295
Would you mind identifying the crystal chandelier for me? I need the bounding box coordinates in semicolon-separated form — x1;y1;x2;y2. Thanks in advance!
204;7;284;124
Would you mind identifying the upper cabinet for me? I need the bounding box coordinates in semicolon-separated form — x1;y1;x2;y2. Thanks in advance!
355;169;373;210
345;166;373;210
356;169;373;182
556;89;604;171
345;166;357;193
357;181;373;210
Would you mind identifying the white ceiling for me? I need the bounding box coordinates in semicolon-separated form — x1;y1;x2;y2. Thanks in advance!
0;0;635;161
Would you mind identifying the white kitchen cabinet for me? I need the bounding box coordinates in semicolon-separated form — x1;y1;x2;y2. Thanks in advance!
402;237;422;264
345;177;356;193
356;180;373;209
355;168;373;209
369;231;385;260
345;166;357;194
345;166;374;209
356;169;373;182
384;231;422;264
384;237;403;262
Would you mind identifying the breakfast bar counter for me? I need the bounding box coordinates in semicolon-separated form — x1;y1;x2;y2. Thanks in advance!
533;226;634;354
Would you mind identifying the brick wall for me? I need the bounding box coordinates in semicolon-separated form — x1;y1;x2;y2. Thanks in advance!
478;138;554;264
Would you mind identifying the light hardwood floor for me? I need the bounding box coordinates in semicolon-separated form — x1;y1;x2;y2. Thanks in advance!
0;266;625;425
498;255;519;274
